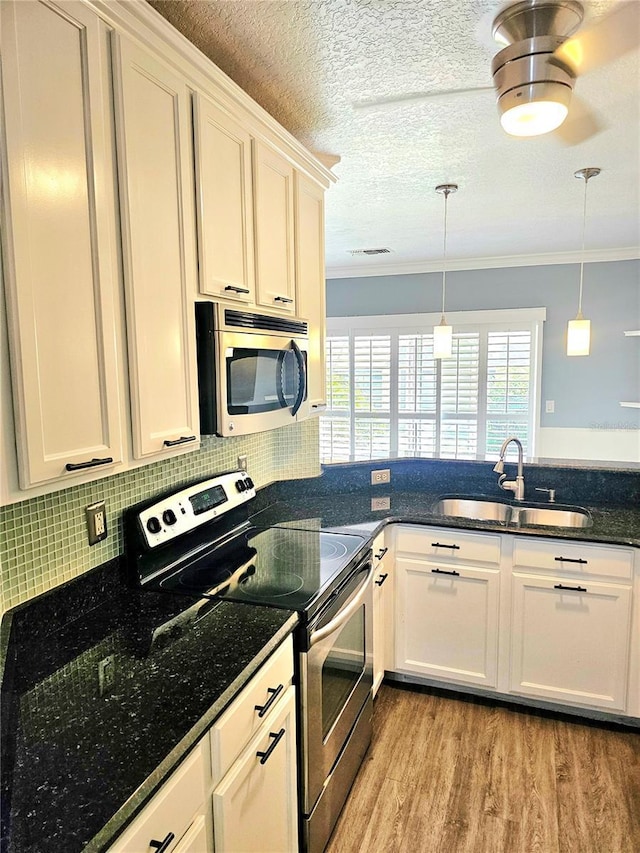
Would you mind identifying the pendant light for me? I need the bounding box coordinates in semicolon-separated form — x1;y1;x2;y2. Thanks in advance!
567;167;600;357
434;183;458;359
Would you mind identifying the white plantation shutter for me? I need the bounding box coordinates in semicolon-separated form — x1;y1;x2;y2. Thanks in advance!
485;330;532;458
320;336;351;461
322;312;541;463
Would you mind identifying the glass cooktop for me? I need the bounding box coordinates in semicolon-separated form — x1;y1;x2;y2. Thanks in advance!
155;526;368;617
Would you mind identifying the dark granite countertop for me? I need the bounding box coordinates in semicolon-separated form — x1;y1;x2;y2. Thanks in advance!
251;460;640;548
2;458;638;853
0;561;297;853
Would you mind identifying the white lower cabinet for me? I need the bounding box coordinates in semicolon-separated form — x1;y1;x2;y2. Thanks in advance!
372;533;391;697
212;686;298;853
395;557;500;688
394;525;502;690
389;524;637;717
510;574;632;711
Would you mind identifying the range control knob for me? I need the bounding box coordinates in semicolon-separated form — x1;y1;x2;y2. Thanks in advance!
163;509;177;526
245;477;254;490
146;516;161;534
235;479;246;492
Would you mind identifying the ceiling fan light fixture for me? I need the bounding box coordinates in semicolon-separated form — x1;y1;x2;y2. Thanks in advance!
498;80;572;137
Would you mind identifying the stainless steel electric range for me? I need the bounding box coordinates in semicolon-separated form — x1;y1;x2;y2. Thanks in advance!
124;471;374;853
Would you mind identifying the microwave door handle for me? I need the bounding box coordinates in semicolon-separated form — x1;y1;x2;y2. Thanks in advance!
309;562;374;647
290;340;306;416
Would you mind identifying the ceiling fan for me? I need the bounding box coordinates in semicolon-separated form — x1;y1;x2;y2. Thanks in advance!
353;0;640;143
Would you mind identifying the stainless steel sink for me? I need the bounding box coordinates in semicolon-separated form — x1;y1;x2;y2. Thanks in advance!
432;498;512;523
514;507;592;529
433;497;593;529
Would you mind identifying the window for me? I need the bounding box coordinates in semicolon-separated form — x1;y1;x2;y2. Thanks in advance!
321;309;544;464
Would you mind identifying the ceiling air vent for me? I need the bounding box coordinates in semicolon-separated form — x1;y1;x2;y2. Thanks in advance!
348;248;392;256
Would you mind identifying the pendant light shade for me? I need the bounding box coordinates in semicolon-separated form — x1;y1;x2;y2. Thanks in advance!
434;183;458;359
433;317;453;359
567;316;591;356
567;167;600;357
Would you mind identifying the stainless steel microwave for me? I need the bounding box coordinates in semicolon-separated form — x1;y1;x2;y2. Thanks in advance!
195;302;309;437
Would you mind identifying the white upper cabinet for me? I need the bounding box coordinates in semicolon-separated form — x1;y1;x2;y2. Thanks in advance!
294;173;327;410
253;141;296;314
1;0;123;487
193;93;255;304
112;34;201;459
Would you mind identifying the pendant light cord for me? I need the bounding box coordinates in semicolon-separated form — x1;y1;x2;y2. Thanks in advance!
441;189;449;318
577;174;589;318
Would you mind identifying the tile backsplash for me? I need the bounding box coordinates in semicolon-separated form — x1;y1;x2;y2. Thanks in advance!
0;419;320;614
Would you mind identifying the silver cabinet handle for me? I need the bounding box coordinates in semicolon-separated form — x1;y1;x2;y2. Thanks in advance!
274;295;293;303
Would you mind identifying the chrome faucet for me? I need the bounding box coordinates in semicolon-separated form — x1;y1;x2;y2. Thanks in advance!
493;436;525;501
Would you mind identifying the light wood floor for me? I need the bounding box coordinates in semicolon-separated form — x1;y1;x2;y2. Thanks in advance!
326;684;640;853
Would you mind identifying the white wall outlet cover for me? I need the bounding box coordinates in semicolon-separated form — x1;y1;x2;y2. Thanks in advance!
86;501;107;546
371;496;391;511
371;468;391;485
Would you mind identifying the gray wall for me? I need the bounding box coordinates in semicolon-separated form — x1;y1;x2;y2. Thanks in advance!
326;259;640;429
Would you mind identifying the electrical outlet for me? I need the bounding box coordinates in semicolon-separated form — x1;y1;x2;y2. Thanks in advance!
98;655;115;695
371;496;391;511
371;468;391;485
238;455;248;471
86;501;107;546
545;400;555;413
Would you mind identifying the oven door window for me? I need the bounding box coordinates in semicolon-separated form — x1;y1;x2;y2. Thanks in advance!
226;347;304;415
321;605;365;740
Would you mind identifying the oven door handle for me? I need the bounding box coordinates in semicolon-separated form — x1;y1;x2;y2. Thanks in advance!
309;562;374;647
290;339;306;417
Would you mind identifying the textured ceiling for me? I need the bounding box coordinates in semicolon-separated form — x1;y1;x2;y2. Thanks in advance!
148;0;640;276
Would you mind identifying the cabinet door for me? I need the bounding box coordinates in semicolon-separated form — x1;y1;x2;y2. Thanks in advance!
193;94;255;304
212;686;298;853
112;35;200;459
1;0;123;487
294;173;326;409
372;534;390;697
253;141;296;314
510;574;632;711
395;557;500;688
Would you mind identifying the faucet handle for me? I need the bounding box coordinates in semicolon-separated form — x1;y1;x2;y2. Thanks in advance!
535;487;556;503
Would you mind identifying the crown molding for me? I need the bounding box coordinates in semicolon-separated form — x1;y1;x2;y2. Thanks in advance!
326;247;640;280
87;0;336;188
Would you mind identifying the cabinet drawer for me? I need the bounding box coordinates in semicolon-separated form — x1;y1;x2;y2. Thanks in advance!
211;635;294;784
109;742;205;852
394;525;501;566
513;538;634;581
